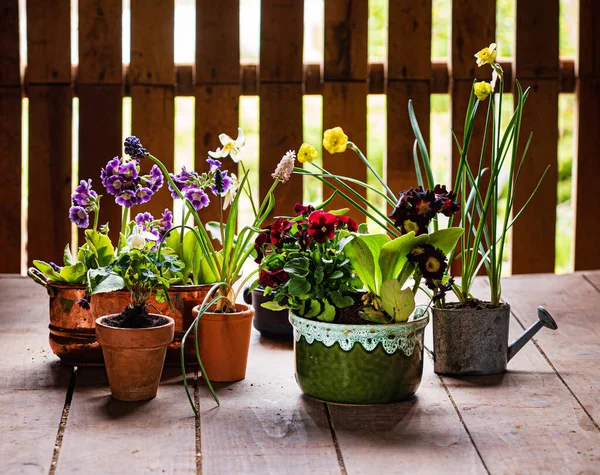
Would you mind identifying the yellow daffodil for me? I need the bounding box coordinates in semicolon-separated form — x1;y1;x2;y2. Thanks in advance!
474;43;497;67
322;127;348;154
474;81;493;101
298;143;318;164
208;127;245;163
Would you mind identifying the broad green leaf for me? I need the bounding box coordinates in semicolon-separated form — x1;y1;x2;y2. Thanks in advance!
288;277;310;297
182;229;199;280
329;291;354;309
85;230;115;267
427;228;464;255
63;244;75;266
33;260;64;282
360;308;391;324
88;268;125;294
317;300;336;323
304;299;322;318
379;232;428;282
196;252;222;284
261;300;288;311
165;228;182;256
329;270;344;279
343;233;390;294
380;280;415;323
327;208;350;216
59;262;87;284
205;222;222;243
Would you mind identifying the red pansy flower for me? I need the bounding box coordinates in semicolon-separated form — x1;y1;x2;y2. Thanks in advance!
336;214;358;232
307;210;338;244
269;218;293;247
257;268;289;288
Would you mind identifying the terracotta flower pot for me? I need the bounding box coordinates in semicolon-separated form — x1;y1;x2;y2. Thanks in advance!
95;315;175;401
191;302;254;383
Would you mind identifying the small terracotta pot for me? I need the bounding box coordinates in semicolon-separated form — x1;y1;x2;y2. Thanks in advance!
95;315;175;401
191;302;254;383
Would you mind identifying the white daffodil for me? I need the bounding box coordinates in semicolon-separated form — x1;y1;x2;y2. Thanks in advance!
222;173;240;210
127;225;158;250
208;128;245;163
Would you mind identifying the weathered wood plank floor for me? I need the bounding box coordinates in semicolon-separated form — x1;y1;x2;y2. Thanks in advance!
1;273;600;474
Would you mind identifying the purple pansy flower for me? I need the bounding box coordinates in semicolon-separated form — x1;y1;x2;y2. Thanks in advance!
116;190;137;208
185;187;210;210
69;206;90;228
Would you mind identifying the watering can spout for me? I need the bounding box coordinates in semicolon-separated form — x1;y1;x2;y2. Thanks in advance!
507;306;558;362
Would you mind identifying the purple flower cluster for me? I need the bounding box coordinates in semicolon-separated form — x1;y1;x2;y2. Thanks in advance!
133;209;173;244
69;179;99;228
101;156;163;208
167;159;234;211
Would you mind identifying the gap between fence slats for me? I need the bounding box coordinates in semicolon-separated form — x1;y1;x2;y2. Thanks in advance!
511;1;560;274
573;0;600;271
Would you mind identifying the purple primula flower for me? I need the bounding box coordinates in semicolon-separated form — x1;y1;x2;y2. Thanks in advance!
72;179;98;206
76;297;91;311
185;187;210;210
147;165;164;193
207;158;222;171
168;166;198;199
116;190;137;208
101;156;122;182
159;209;173;234
135;212;154;227
119;161;139;180
50;262;61;272
69;206;90;228
124;136;147;159
105;175;125;196
135;187;153;204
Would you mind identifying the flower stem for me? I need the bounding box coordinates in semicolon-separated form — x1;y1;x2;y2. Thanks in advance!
180;204;185;245
240;162;258;217
348;142;396;200
119;206;129;251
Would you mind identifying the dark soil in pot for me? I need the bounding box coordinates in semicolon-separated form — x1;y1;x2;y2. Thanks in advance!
442;298;510;311
102;305;169;328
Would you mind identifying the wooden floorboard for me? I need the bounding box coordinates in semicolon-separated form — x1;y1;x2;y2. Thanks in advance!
439;279;600;473
500;272;600;425
198;334;341;474
328;356;487;474
0;278;72;474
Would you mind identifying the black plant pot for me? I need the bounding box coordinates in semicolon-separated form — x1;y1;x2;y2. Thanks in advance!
243;288;292;340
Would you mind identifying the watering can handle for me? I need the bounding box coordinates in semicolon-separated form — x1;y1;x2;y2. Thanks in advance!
27;267;49;288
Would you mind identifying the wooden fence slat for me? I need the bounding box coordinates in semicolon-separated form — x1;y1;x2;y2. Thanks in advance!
130;0;175;218
574;0;600;271
195;0;240;224
323;0;368;222
511;1;559;274
450;0;495;277
260;0;304;216
27;0;72;266
387;1;432;197
78;0;123;242
0;89;21;273
0;0;20;86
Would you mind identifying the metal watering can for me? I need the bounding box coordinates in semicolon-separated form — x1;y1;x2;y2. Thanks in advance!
431;305;558;375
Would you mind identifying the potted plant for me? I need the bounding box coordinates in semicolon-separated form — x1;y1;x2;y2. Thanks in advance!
408;43;558;375
95;225;185;401
272;141;464;404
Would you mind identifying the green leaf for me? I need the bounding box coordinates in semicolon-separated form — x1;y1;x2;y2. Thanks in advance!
360;308;392;324
196;252;222;284
379;232;428;282
261;300;288;311
342;233;390;294
329;270;344;279
85;230;115;267
427;228;464;255
357;223;369;234
317;300;336;322
33;260;64;282
165;228;182;256
88;268;125;294
182;229;199;280
59;262;87;284
288;277;311;297
380;280;415;323
283;257;310;277
304;299;322;318
205;222;222;243
329;291;354;309
63;244;75;266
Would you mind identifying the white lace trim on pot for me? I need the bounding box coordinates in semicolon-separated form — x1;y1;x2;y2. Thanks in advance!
290;308;429;356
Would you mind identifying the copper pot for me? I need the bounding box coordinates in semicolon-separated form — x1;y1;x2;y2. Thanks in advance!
42;277;211;366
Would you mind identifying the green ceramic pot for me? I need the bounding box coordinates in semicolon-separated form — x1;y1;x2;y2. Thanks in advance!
289;308;429;404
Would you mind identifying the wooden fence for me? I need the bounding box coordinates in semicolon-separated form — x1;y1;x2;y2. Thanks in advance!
0;0;598;275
